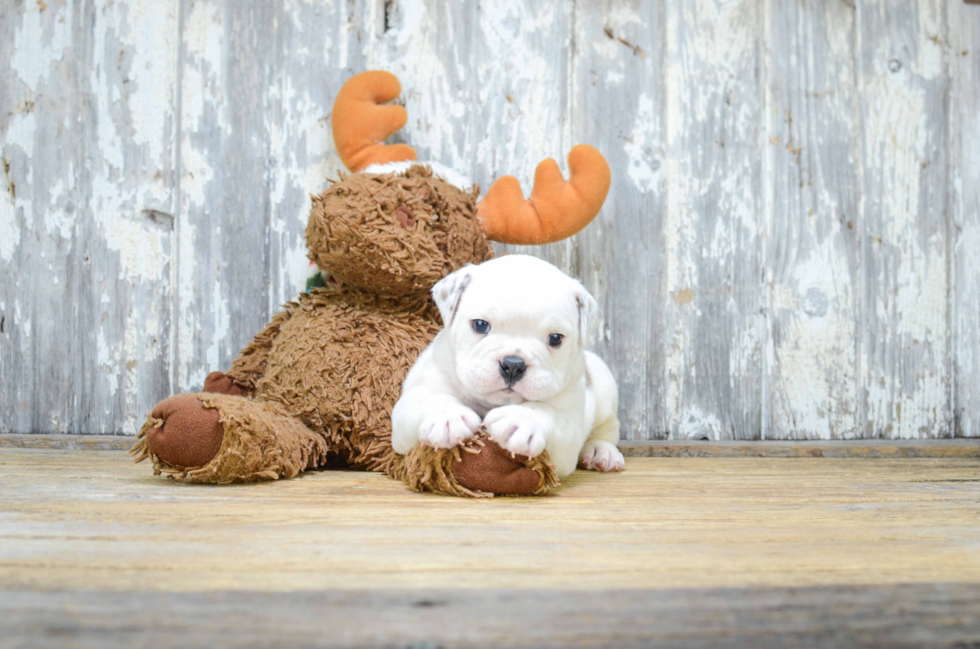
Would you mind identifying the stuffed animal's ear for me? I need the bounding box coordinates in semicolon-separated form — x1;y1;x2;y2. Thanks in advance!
433;266;474;327
575;289;601;346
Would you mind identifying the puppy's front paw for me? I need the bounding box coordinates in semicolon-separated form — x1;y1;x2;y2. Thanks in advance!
419;404;482;450
579;440;625;472
483;406;549;458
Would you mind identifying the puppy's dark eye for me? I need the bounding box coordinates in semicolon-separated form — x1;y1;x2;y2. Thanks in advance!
471;319;490;334
548;333;564;347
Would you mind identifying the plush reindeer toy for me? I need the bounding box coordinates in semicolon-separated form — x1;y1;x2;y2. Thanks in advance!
132;71;611;497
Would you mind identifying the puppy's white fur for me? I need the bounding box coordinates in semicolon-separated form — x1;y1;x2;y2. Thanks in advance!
392;255;624;478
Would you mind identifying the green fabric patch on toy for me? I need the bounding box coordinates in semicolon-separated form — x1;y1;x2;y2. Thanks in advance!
306;270;327;292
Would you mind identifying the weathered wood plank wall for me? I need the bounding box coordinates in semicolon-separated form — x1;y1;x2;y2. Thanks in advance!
766;0;861;440
951;0;980;437
1;0;978;440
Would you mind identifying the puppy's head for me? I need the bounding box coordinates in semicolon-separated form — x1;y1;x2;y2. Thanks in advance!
433;255;600;407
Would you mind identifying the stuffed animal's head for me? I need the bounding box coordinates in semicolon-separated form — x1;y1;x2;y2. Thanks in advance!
307;167;493;296
305;71;612;297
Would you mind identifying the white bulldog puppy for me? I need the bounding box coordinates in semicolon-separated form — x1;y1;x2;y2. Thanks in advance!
391;254;624;478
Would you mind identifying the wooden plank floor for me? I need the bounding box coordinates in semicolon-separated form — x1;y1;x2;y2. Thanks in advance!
2;447;980;647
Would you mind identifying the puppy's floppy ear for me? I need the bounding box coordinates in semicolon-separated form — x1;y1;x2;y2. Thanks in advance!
575;288;601;346
433;265;474;326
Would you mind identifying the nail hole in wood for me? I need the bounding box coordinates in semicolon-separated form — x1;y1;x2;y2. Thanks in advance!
384;0;393;32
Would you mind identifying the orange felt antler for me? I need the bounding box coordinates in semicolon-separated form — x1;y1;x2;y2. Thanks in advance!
332;71;417;172
477;145;611;245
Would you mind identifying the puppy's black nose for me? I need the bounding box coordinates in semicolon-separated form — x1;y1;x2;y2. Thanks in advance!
499;356;527;384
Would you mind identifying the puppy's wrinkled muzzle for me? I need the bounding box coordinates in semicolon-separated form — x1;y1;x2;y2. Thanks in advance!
499;355;527;385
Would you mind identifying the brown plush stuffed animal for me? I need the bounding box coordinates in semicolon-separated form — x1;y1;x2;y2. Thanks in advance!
131;71;610;497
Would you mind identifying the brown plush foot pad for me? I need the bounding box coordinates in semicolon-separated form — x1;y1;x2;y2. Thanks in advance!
146;395;224;468
453;439;543;495
203;371;250;397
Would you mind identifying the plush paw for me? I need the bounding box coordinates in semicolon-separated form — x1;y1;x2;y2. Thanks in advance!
579;440;625;472
483;405;549;458
452;436;546;495
145;394;224;468
419;404;482;450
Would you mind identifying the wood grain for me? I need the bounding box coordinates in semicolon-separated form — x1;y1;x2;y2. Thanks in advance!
5;444;980;645
1;0;83;435
173;0;376;395
265;1;372;311
174;0;278;392
74;0;178;435
2;448;980;592
0;0;176;435
571;1;668;441
765;0;862;439
858;0;952;438
664;0;766;440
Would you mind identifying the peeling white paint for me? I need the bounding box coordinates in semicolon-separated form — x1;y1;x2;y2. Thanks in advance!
863;3;953;438
97;329;121;398
663;0;765;439
950;0;980;438
0;183;18;263
624;94;659;194
10;2;72;92
124;0;177;168
380;0;571;189
176;217;200;389
184;2;226;76
43;179;73;240
770;240;860;438
677;406;722;441
913;0;944;81
177;0;228;389
862;25;949;438
4;112;37;162
96;210;169;283
205;273;229;385
121;308;141;434
762;0;865;440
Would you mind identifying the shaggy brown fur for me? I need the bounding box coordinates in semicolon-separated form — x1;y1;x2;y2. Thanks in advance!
307;168;492;296
132;166;558;497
